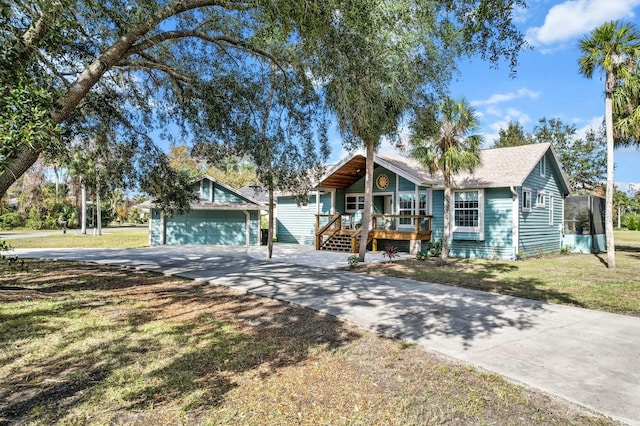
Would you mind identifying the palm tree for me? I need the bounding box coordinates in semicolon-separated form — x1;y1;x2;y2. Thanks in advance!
578;21;640;269
411;97;483;263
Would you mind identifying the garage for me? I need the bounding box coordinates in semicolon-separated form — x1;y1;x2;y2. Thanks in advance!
149;176;264;246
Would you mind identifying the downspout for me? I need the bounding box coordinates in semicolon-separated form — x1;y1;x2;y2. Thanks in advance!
243;210;251;246
510;186;519;259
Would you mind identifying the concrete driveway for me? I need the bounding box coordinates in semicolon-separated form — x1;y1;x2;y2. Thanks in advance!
10;245;640;425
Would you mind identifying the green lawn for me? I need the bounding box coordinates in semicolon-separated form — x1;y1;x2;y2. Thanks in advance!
362;230;640;316
4;228;149;249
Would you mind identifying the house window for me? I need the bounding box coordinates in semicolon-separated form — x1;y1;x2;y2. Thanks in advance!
453;190;483;232
299;197;310;210
522;188;532;212
398;193;415;225
418;193;427;216
549;195;554;226
536;191;546;208
345;194;365;212
397;191;428;227
540;155;546;177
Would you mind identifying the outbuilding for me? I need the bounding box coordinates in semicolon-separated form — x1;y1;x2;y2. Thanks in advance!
149;175;264;246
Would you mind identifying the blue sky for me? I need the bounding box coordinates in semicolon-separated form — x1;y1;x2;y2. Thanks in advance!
329;0;640;195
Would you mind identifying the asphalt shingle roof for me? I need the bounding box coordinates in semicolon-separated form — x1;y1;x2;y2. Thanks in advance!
375;142;568;191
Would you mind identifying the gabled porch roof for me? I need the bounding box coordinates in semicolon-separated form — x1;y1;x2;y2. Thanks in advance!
316;151;437;189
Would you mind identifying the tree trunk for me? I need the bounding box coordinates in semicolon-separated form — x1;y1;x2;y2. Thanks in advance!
268;187;274;259
442;181;451;263
96;171;102;236
81;181;87;234
0;146;42;197
604;86;616;268
358;142;375;262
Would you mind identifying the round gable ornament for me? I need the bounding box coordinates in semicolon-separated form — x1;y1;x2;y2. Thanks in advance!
376;174;390;190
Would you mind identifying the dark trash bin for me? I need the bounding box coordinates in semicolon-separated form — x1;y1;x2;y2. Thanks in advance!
260;229;268;245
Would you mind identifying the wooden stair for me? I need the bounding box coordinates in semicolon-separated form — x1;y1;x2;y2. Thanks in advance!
320;234;354;252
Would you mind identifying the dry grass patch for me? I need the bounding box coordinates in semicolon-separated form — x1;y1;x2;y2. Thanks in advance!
360;230;640;316
0;259;618;425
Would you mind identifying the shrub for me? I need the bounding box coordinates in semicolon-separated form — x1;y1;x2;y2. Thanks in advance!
415;251;427;261
426;238;443;257
347;255;361;268
0;212;25;229
25;208;44;230
383;245;398;261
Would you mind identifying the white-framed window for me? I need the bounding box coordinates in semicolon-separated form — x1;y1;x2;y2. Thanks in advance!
345;194;365;212
397;191;429;227
299;197;310;210
549;195;554;226
418;192;427;216
540;155;546;177
536;190;546;208
398;193;415;226
452;189;483;232
522;188;532;212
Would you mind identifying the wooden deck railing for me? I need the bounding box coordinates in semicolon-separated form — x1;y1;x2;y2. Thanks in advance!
315;214;432;252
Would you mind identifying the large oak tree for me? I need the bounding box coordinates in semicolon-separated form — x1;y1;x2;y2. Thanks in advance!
0;0;341;201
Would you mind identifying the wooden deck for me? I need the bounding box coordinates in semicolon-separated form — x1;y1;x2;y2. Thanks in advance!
315;214;432;253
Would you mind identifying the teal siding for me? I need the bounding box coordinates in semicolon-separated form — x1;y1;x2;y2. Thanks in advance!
276;194;330;245
518;151;564;257
345;166;402;194
249;210;260;245
191;179;251;203
398;176;414;191
150;208;162;246
432;188;514;259
214;184;245;203
335;189;346;213
446;188;514;260
150;176;262;246
431;191;445;240
431;188;514;259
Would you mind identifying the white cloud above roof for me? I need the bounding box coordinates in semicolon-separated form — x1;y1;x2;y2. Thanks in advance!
527;0;640;47
471;88;540;107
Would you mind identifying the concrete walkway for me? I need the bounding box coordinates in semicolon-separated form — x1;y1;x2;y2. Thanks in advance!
10;245;640;425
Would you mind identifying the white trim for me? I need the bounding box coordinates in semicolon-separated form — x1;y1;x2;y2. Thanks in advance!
540;155;547;177
522;188;532;212
511;186;519;258
395;175;400;213
331;189;336;214
549;195;554;226
345;193;366;212
451;189;484;239
536;190;546;208
374;156;423;185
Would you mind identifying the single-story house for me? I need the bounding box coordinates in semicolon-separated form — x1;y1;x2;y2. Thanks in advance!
276;143;573;260
149;175;265;246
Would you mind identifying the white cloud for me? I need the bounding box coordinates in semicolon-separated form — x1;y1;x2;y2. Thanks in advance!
526;0;640;47
575;115;604;139
471;88;540;107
